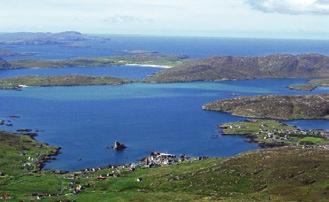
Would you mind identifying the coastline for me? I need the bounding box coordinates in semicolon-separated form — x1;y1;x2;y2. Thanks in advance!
125;63;172;69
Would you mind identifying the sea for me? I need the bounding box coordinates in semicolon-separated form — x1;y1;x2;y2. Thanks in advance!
0;36;328;171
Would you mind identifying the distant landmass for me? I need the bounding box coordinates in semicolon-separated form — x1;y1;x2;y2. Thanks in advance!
0;57;11;68
203;94;329;120
0;31;93;45
0;49;37;57
148;54;329;82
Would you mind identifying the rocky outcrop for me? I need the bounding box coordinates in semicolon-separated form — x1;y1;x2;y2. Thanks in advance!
203;94;329;120
139;152;192;167
148;54;329;82
112;141;127;151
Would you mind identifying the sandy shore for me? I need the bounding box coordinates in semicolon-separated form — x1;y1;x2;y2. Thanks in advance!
125;64;172;69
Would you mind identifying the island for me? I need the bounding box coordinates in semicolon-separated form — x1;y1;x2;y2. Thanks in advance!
147;54;329;82
0;131;328;201
0;75;129;90
220;119;328;148
203;94;329;120
3;53;188;70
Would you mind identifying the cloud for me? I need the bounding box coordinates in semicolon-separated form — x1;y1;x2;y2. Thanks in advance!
246;0;329;15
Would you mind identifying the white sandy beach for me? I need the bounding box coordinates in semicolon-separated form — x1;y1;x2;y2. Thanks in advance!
125;64;173;69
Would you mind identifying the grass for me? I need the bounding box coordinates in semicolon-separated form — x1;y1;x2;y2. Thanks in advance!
1;131;329;201
300;137;327;145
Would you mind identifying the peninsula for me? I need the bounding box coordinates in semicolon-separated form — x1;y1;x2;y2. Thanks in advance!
0;75;129;90
203;94;329;120
220;119;328;148
289;78;329;91
148;54;329;82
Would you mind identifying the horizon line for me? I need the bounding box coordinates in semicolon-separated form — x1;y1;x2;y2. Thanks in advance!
0;31;329;41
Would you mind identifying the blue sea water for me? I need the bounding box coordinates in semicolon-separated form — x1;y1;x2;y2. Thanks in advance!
0;79;326;171
0;36;328;171
2;36;329;61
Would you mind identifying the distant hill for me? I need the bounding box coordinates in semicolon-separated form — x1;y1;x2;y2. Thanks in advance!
148;54;329;82
0;57;11;69
0;31;89;45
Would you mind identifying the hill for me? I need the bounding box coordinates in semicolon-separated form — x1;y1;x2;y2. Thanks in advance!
203;94;329;120
148;54;329;82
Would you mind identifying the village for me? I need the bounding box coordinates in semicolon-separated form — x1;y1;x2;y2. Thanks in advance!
220;119;329;147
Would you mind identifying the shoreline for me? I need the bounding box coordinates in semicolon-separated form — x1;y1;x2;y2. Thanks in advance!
125;63;172;68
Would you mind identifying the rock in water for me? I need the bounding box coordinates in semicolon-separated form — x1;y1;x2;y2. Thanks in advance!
112;141;127;151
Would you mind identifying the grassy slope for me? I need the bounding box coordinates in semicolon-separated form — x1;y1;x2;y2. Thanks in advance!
73;148;329;202
1;131;329;201
0;75;128;89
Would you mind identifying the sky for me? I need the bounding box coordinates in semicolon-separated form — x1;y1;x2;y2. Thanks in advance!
1;0;329;39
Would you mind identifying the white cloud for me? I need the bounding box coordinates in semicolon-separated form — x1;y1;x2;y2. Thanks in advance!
247;0;329;15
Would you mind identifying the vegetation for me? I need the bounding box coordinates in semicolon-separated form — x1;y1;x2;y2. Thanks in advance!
148;54;329;82
203;94;329;120
0;75;129;89
220;119;329;147
7;53;187;69
1;130;329;201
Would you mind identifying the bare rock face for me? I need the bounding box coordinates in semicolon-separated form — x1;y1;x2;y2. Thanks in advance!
112;141;127;151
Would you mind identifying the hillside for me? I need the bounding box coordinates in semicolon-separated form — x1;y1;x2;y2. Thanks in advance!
203;94;329;120
1;131;328;201
148;54;329;82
